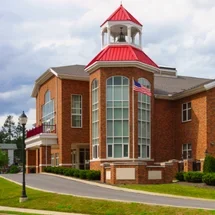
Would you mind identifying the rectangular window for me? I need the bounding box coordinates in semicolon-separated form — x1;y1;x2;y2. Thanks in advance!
182;144;192;159
182;102;191;122
71;95;82;128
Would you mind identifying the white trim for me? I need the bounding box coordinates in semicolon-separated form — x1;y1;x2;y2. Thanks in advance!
85;61;159;74
204;81;215;90
59;163;72;166
39;164;51;167
90;158;154;162
71;94;83;128
132;77;135;160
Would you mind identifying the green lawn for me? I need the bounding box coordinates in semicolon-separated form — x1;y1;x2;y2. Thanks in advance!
0;178;215;215
120;183;215;199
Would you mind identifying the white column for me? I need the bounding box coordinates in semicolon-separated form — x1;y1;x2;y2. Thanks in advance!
107;27;111;44
101;32;104;49
139;32;142;47
127;26;131;44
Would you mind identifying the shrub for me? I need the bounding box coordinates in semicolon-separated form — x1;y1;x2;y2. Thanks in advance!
86;170;100;180
203;155;215;173
79;170;87;179
202;173;215;186
175;172;184;181
184;171;203;183
8;165;20;174
44;166;101;180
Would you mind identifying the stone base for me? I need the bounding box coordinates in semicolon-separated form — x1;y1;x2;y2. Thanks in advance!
19;197;28;203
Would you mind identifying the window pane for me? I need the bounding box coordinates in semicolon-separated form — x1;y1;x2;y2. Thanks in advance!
114;77;122;85
123;86;129;100
114;108;122;119
114;144;122;158
107;108;112;119
183;103;186;110
123;109;128;118
123;121;128;136
123;77;128;85
114;137;122;143
107;86;112;100
138;145;141;157
72;115;81;127
183;110;186;121
114;121;122;136
188;102;191;109
142;145;147;158
108;145;112;157
114;86;121;100
124;145;128;157
107;121;113;136
188;109;191;120
107;78;112;85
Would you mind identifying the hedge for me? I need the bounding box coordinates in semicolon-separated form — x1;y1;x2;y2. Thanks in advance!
175;172;184;181
203;155;215;173
44;166;100;180
202;173;215;186
184;171;204;183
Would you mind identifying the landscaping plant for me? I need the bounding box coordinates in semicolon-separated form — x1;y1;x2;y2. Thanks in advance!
203;155;215;173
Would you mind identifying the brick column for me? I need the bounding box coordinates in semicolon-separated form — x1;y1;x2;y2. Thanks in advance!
36;149;40;173
183;159;193;172
200;159;204;172
39;146;51;172
26;150;36;174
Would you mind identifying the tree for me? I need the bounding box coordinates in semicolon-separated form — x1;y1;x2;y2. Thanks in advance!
0;149;8;169
1;115;16;143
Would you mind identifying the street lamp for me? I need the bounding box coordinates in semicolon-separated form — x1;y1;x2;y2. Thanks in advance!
19;111;28;203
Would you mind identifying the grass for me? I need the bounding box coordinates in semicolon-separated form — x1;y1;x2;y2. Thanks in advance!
0;178;215;215
0;211;38;215
120;183;215;199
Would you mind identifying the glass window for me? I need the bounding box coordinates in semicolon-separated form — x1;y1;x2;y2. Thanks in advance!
137;78;151;159
42;90;55;132
182;144;192;159
106;76;129;158
71;95;82;127
182;102;192;122
92;79;99;159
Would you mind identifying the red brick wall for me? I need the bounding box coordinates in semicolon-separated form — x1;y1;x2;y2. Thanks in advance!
175;92;207;160
154;99;175;161
89;67;154;162
206;88;215;157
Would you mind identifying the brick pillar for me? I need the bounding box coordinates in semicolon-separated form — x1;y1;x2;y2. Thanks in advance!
36;149;40;173
39;146;51;172
200;159;204;172
26;150;36;174
110;164;116;184
183;159;193;172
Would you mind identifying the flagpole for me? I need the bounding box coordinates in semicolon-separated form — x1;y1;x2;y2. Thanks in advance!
132;77;135;162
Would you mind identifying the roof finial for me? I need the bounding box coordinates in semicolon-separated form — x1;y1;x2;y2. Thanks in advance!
120;1;123;6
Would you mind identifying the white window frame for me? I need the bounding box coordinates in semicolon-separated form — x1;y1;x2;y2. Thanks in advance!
71;94;82;128
137;78;151;159
182;102;191;122
92;79;99;159
106;76;130;159
182;143;192;159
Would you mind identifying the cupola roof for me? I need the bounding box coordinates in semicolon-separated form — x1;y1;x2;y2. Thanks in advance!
85;45;158;71
101;4;142;27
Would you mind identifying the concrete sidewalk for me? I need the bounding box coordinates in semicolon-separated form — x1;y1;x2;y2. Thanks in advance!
0;206;86;215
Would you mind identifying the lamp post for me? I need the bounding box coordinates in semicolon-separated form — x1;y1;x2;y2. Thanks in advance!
19;111;28;203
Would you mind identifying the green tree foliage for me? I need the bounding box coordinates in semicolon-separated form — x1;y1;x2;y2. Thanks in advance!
0;115;25;164
203;155;215;173
0;149;8;168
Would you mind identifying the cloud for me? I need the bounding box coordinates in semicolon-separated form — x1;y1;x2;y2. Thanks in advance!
0;0;215;128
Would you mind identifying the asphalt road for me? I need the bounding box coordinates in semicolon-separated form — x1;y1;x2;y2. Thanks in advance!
2;174;215;210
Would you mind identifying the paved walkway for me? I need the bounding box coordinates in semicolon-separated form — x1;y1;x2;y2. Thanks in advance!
1;174;215;210
0;206;85;215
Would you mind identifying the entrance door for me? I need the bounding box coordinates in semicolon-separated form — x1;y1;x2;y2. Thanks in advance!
79;148;89;170
71;149;77;168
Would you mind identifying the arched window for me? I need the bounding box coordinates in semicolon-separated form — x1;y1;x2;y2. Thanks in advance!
92;79;99;159
138;78;151;158
42;90;54;130
106;76;129;158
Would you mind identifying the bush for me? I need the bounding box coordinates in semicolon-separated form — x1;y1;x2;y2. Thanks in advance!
202;173;215;186
44;167;101;180
184;171;203;183
7;165;20;174
175;172;184;181
203;155;215;173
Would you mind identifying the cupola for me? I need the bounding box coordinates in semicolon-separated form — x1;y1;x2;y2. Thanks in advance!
100;4;143;49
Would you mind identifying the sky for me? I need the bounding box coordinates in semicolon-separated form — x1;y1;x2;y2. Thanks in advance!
0;0;215;129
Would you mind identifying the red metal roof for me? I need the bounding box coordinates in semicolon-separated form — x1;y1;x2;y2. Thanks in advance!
85;45;158;69
101;4;142;27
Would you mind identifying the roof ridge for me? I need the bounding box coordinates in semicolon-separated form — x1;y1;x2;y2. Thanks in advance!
121;5;130;20
128;46;138;61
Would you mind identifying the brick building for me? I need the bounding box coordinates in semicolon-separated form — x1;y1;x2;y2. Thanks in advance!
25;4;215;177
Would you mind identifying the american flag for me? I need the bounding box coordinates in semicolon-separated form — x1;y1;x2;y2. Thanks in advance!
133;80;151;96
